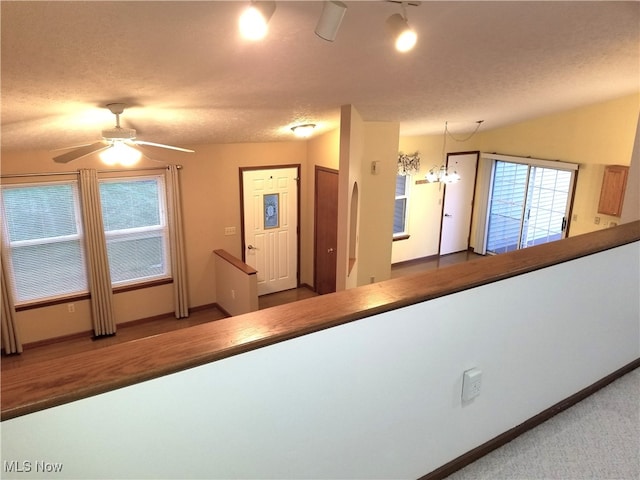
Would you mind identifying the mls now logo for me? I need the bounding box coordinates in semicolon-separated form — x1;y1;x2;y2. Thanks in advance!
4;460;64;473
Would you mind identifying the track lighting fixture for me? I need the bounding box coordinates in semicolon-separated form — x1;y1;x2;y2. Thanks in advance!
239;1;276;41
315;1;347;42
386;2;417;52
291;124;316;138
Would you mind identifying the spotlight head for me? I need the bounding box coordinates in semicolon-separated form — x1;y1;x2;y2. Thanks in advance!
386;13;417;52
315;0;347;42
239;1;276;41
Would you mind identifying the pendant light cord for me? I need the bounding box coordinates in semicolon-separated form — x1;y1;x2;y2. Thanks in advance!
445;120;484;142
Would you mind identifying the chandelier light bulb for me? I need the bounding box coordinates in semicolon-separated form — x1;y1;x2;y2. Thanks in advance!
426;169;439;183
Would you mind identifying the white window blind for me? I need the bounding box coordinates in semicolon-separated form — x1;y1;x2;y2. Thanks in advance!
486;161;529;253
1;181;88;303
484;156;576;254
99;176;170;286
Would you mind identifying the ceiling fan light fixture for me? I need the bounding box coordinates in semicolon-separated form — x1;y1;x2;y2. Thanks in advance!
291;123;316;138
100;141;141;167
239;1;276;40
101;127;136;141
315;0;347;42
52;103;194;164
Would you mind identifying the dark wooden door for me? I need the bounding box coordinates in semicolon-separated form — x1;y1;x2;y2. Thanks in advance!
314;166;338;295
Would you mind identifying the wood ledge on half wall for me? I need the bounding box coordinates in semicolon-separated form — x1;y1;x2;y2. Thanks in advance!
1;220;639;421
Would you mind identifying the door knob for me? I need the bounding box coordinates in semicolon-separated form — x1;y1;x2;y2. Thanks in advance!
247;244;256;250
444;213;452;217
327;247;335;253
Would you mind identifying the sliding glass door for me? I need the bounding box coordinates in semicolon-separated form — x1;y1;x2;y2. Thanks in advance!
486;160;575;254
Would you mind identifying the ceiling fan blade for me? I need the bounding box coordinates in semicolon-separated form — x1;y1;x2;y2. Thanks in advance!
133;140;194;153
50;143;94;152
135;147;172;164
53;142;108;163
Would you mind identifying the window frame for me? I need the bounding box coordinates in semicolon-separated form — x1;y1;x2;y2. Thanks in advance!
99;174;172;288
0;179;89;306
393;174;411;240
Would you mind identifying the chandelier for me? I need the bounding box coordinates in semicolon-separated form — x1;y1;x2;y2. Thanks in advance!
425;164;460;184
425;120;483;184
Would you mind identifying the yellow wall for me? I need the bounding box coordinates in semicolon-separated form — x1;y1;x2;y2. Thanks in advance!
395;93;639;262
337;105;365;290
477;93;639;236
395;134;477;262
358;122;399;285
336;106;400;289
621;117;640;224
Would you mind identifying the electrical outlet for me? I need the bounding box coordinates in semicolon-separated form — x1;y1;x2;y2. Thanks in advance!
462;368;482;402
594;216;601;225
67;303;75;313
231;289;236;300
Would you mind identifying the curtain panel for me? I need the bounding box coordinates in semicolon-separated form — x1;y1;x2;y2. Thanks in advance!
79;168;117;336
1;254;22;354
166;165;189;318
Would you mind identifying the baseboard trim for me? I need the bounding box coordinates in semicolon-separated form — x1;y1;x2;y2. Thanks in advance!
419;358;640;480
299;282;315;292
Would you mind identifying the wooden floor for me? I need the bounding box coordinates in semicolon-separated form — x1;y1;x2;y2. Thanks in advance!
2;251;479;370
391;250;483;278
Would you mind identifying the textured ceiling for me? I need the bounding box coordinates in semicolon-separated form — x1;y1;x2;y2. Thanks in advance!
1;1;638;152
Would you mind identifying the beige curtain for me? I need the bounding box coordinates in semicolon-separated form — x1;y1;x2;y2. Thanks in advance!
1;254;22;354
166;165;189;318
79;169;116;336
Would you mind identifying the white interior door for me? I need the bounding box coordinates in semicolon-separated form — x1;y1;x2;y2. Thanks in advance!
440;152;478;255
242;167;298;295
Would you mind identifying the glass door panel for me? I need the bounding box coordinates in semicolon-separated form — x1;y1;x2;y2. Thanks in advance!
486;161;529;254
522;166;572;248
487;161;574;254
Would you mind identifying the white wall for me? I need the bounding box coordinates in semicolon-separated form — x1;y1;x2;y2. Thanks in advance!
2;242;638;479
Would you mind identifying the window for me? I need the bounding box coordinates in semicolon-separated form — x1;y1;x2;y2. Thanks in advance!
1;181;88;304
393;175;410;237
99;176;171;286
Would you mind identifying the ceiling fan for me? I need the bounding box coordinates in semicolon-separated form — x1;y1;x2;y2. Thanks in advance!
53;103;194;164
